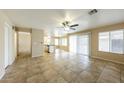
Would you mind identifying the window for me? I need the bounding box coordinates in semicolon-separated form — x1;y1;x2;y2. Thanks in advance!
61;38;67;46
99;30;124;54
55;39;58;45
99;32;109;52
110;30;123;54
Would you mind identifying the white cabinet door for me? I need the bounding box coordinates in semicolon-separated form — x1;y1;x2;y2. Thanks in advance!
32;29;44;57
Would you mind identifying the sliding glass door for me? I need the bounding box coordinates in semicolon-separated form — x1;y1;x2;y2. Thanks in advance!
77;34;89;55
69;35;77;53
69;34;90;56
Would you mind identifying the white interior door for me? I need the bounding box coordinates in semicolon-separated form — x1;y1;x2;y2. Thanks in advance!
32;30;44;57
4;24;9;68
77;34;90;56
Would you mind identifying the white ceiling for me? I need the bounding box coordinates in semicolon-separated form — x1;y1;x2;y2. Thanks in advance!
2;9;124;36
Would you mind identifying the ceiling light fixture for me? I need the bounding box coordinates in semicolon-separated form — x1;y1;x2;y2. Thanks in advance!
64;26;70;31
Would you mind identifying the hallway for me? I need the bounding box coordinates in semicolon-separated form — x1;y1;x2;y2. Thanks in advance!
0;50;124;83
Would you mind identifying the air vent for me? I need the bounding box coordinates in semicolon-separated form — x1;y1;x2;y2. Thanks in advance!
88;9;98;15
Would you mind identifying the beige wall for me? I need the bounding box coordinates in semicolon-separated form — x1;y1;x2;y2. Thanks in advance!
14;31;17;58
57;22;124;64
32;29;44;57
90;23;124;63
69;23;124;63
18;32;31;54
16;27;32;56
15;27;32;32
16;27;44;57
0;11;16;79
59;46;69;51
55;36;69;51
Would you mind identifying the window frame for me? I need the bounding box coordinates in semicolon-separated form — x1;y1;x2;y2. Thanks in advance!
98;29;124;54
98;32;110;52
110;30;124;54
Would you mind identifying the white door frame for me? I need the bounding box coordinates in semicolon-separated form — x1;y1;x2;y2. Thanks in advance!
4;23;10;68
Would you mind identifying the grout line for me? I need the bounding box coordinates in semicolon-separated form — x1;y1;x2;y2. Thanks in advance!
95;62;107;83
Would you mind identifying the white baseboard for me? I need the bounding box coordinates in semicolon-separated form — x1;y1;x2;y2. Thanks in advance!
92;56;124;65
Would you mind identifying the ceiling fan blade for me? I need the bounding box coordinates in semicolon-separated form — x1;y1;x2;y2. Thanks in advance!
70;24;79;27
70;27;76;30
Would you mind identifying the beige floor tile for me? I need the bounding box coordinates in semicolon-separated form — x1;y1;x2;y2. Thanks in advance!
0;50;123;83
48;75;68;83
105;62;120;72
42;69;58;81
74;71;99;83
97;68;120;83
61;69;78;82
121;71;124;83
26;74;47;83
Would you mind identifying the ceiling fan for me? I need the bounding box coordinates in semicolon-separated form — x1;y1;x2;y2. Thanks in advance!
58;21;79;31
56;9;97;31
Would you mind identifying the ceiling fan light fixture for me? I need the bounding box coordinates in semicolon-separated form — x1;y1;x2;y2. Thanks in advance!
64;26;70;31
59;21;79;31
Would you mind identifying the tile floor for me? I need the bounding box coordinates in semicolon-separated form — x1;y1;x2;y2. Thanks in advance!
0;49;124;83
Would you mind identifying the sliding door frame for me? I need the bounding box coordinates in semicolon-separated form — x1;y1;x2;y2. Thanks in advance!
77;32;91;56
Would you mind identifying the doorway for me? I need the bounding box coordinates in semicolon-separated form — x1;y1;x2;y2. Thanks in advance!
17;31;31;58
